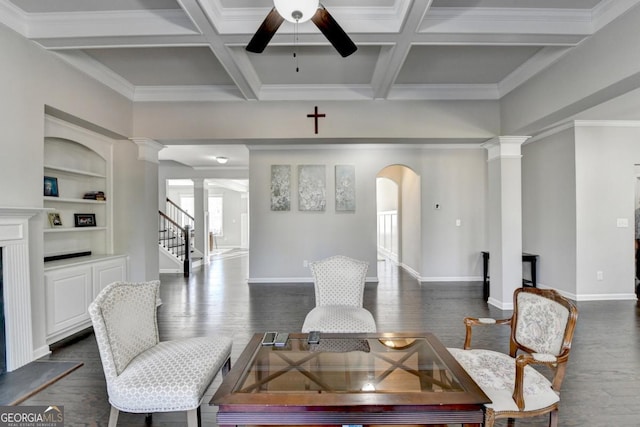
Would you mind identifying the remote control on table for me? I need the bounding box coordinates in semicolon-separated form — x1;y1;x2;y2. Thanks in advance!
261;331;277;346
274;332;289;347
307;331;320;344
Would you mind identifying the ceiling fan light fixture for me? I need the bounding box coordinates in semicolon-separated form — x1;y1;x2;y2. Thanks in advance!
274;0;319;23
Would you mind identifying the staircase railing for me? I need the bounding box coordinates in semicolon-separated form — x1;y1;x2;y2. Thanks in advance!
158;211;192;277
166;198;195;230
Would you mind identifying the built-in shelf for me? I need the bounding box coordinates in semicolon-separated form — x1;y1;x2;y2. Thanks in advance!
44;165;106;178
44;227;107;234
43;116;125;346
44;197;106;204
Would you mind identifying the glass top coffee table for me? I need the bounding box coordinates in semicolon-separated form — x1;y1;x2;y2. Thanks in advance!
210;332;489;426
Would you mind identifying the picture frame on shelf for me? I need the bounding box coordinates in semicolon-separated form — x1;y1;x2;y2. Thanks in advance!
48;212;63;228
44;176;59;197
74;213;96;227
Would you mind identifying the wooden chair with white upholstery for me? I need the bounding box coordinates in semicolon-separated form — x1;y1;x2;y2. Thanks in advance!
302;255;376;333
89;280;232;427
448;287;578;427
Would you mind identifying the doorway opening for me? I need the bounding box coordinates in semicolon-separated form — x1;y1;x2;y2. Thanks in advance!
376;165;421;275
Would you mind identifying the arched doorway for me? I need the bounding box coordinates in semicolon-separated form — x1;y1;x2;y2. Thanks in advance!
376;165;421;275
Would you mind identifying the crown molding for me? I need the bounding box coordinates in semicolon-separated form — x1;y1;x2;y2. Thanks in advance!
526;119;640;144
389;84;499;100
0;0;27;35
498;46;572;97
247;143;484;151
574;119;640;128
259;84;374;101
53;50;135;99
134;85;244;102
592;0;640;32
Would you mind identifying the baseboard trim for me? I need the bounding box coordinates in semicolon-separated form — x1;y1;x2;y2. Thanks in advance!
419;276;483;282
574;293;637;301
248;276;380;284
32;345;51;361
248;277;313;284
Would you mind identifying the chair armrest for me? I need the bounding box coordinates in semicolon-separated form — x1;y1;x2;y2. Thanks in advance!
463;316;511;349
532;353;557;363
512;353;565;410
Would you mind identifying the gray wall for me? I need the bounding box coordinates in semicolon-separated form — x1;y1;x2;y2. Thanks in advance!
249;146;487;283
523;122;640;300
522;127;577;296
400;167;422;276
113;141;160;282
420;149;487;280
574;123;640;299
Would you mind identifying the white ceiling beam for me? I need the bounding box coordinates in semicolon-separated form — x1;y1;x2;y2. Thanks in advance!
33;35;208;50
420;7;594;36
26;9;199;39
371;0;434;100
176;0;260;100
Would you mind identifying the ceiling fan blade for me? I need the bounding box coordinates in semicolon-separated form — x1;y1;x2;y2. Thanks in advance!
246;7;285;54
311;7;357;58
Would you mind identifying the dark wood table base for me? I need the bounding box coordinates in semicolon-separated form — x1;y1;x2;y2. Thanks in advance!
218;409;483;426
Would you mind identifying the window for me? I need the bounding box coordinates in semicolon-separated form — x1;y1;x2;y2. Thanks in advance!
209;196;223;235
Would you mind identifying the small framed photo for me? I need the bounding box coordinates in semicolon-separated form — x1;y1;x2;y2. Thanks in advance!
74;213;96;227
44;176;59;197
48;212;63;228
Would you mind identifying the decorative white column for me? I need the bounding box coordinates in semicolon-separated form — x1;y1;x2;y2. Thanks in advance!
0;208;39;371
192;178;208;258
482;136;530;309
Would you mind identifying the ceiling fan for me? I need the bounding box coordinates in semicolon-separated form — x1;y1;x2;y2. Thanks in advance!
246;0;357;58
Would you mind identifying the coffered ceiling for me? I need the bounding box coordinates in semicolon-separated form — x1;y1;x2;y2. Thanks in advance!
1;0;638;170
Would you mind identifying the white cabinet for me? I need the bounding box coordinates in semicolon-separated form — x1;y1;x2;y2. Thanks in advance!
45;255;128;344
45;265;92;338
93;258;128;296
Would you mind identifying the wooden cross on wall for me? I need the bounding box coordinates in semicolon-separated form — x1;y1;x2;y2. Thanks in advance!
307;106;326;134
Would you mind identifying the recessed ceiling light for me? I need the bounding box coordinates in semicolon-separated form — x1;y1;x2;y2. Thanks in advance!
216;156;229;164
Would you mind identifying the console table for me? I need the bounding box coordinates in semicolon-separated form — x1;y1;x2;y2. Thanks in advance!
481;251;538;300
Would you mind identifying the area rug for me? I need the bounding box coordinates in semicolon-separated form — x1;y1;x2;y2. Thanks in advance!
0;360;83;405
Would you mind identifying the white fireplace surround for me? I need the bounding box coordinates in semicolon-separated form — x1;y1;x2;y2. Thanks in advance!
0;208;37;371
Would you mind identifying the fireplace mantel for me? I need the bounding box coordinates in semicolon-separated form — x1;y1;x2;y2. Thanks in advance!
0;207;43;371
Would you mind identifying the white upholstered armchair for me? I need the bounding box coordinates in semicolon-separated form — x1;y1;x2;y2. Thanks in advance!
89;281;232;427
301;255;376;333
448;287;578;427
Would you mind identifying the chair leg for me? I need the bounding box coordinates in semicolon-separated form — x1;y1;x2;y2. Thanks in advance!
507;418;515;427
144;413;152;425
107;406;119;427
484;408;496;427
549;409;559;427
222;356;231;376
186;408;198;427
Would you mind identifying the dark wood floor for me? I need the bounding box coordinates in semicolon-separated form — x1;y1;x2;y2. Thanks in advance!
22;254;640;426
